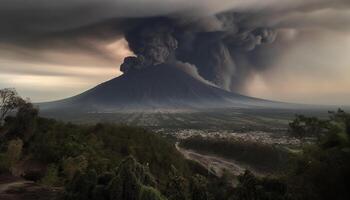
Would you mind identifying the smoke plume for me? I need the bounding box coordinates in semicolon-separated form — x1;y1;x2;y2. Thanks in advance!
125;21;178;66
119;14;277;91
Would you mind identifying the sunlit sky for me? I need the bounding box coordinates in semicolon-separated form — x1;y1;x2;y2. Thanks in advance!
245;29;350;105
0;0;349;105
1;34;349;105
0;39;133;102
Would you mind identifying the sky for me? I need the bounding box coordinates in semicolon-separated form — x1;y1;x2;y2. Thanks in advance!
0;0;349;105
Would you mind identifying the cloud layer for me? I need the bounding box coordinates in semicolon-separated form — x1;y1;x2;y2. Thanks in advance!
0;0;349;104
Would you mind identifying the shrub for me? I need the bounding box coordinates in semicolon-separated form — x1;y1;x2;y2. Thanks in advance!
0;138;23;172
139;186;167;200
40;164;61;186
164;166;188;200
63;155;88;180
65;170;98;200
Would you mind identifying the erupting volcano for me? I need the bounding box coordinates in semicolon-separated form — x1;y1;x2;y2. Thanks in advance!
40;63;283;113
40;16;289;113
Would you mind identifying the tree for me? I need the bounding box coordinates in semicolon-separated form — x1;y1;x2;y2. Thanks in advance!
208;171;234;200
1;95;38;142
13;100;38;141
234;170;288;200
63;155;89;180
329;109;350;136
288;114;329;143
288;110;350;200
6;138;23;173
189;174;208;200
0;88;23;125
164;166;189;200
108;156;158;200
140;186;167;200
65;170;98;200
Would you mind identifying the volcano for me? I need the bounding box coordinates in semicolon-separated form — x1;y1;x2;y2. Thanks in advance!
39;64;288;113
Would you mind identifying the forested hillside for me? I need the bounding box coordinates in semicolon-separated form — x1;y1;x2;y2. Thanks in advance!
1;89;350;200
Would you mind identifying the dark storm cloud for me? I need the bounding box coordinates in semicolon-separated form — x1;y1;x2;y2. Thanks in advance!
1;0;350;93
115;14;278;90
0;0;183;40
1;0;349;44
125;19;178;66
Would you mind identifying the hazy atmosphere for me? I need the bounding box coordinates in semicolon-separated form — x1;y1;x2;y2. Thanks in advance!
1;1;350;200
0;0;349;105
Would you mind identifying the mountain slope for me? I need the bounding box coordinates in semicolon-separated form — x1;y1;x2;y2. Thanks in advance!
39;64;287;113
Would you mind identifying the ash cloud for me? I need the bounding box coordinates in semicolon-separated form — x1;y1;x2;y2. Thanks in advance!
125;21;178;66
1;0;350;94
120;14;277;91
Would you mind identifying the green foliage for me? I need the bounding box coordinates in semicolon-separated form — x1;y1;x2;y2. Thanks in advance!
140;186;167;200
64;156;167;200
288;115;328;140
2;98;39;143
0;138;24;173
0;101;196;199
65;169;98;200
189;174;208;200
62;155;88;180
40;164;61;186
235;170;289;200
287;109;350;200
108;157;156;200
91;185;108;200
0;88;24;124
164;166;189;200
180;136;291;173
7;138;23;166
0;153;9;173
1;114;192;187
207;172;234;200
19;119;190;186
14;100;38;141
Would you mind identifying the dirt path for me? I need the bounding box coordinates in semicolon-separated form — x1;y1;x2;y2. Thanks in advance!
175;143;260;177
0;174;62;200
0;180;34;193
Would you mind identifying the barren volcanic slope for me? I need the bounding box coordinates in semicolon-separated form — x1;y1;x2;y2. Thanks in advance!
40;64;285;113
